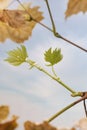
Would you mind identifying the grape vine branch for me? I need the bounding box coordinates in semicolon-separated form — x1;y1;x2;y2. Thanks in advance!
4;0;87;125
5;44;87;122
17;0;87;53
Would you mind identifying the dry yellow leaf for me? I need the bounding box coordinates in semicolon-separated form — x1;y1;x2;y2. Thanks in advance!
75;118;87;130
0;0;12;9
0;116;18;130
0;105;9;122
65;0;87;18
24;121;57;130
0;3;44;43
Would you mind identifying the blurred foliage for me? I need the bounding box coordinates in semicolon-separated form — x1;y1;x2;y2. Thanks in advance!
65;0;87;18
5;45;28;66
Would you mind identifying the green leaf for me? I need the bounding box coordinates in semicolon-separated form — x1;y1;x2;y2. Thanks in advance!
44;48;63;66
5;45;28;66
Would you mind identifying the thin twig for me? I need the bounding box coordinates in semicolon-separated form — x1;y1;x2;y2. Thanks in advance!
83;99;87;117
44;0;87;52
16;0;87;52
47;92;87;122
60;35;87;52
5;0;15;8
44;0;56;33
16;0;53;32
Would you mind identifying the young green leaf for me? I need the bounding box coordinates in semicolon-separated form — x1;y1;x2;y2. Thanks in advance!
44;48;63;66
5;45;28;66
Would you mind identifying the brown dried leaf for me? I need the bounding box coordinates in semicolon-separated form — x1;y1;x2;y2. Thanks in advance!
0;105;9;122
75;118;87;130
0;3;44;43
0;116;18;130
70;128;76;130
65;0;87;18
24;121;57;130
57;128;76;130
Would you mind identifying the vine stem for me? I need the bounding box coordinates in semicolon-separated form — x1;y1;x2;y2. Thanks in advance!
47;92;87;122
44;0;87;52
83;100;87;117
44;0;56;33
16;0;87;53
59;35;87;52
26;59;79;95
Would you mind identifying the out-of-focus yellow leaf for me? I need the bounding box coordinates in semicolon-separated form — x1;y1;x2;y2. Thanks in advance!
65;0;87;18
0;0;12;9
74;118;87;130
0;105;9;122
70;128;76;130
24;121;57;130
0;116;18;130
0;3;44;43
18;2;32;11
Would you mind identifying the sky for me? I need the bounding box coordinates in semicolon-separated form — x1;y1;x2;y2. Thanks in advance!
0;0;87;129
